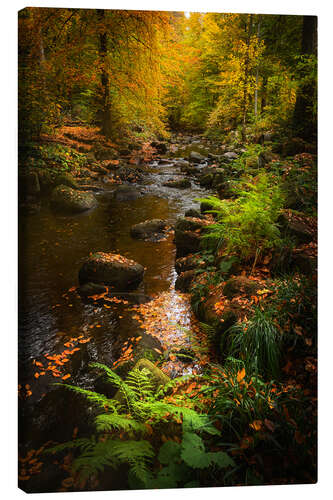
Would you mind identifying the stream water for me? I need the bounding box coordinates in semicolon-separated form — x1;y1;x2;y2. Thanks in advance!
18;138;217;463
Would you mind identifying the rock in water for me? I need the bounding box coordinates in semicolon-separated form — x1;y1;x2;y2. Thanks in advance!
163;178;191;189
174;217;204;257
189;151;205;162
130;219;168;240
50;185;97;213
79;252;144;291
223;151;238;160
175;269;196;292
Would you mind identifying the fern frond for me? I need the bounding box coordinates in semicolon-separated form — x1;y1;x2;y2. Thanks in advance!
110;439;155;464
55;383;120;411
95;414;148;434
44;437;96;455
125;368;154;401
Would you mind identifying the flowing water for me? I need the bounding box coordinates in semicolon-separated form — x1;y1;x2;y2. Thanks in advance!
18;140;216;464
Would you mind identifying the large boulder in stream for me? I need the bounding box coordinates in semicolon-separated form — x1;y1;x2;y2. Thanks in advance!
174;217;204;257
130;219;168;241
50;185;97;213
199;167;226;188
175;269;196;292
79;252;144;291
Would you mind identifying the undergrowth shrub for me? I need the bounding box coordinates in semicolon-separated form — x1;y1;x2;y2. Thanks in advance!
227;308;281;379
199;173;284;266
196;359;316;485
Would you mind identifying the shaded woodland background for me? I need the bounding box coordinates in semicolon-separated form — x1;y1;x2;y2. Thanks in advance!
19;9;316;146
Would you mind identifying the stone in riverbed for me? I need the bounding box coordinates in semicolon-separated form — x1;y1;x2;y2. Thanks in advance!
175;230;201;257
175;269;196;292
184;208;204;219
175;159;190;168
50;185;97;213
175;217;205;232
223;151;238;160
78;282;108;297
174;217;206;256
130;219;168;241
189;151;205;163
79;252;144;291
163;178;191;189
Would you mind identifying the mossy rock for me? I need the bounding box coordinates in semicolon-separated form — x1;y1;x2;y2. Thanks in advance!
55;172;79;189
223;276;261;299
184;208;204;219
113;358;170;403
199;173;213;187
50;185;97;213
175;254;204;274
175;217;204;232
130;219;168;240
174;230;201;258
175;269;196;292
79;252;144;291
163;178;191;189
200;200;216;214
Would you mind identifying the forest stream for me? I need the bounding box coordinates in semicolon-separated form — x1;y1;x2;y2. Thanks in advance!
18;137;217;464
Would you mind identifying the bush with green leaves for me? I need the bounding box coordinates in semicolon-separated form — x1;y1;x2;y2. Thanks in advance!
24;143;88;175
264;276;317;351
232;144;264;170
200;173;284;266
189;270;221;316
45;362;235;489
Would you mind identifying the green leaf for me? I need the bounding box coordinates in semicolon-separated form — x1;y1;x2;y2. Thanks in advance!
181;432;210;469
206;451;235;468
158;440;181;465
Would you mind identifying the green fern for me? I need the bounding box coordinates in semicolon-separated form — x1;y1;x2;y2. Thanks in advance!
95;414;148;434
54;383;121;411
199;173;284;263
46;362;234;488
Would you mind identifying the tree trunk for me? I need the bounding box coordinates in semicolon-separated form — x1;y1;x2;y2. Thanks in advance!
254;18;261;119
241;14;253;141
292;16;317;141
97;9;113;137
261;75;268;112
